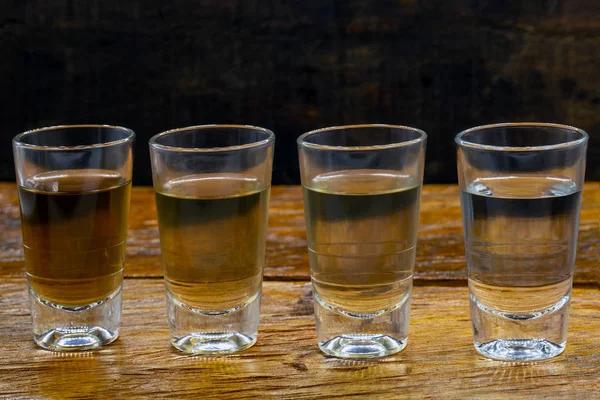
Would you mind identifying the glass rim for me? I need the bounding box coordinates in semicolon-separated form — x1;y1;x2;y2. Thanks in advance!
297;124;427;151
455;122;588;152
12;124;135;151
149;124;275;153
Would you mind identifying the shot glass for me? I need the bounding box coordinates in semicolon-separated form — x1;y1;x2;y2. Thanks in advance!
13;125;135;351
456;122;588;361
297;124;427;358
149;125;274;355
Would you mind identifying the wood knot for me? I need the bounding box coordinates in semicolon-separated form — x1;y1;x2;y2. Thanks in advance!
291;361;308;371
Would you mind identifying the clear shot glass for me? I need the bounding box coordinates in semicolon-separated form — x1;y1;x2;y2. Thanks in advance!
13;125;135;351
149;125;274;355
456;122;588;361
297;124;427;358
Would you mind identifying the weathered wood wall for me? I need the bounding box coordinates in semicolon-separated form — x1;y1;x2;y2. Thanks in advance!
1;1;599;184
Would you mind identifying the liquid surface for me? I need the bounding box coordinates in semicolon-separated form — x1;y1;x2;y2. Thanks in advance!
19;169;130;307
304;170;420;316
155;174;269;313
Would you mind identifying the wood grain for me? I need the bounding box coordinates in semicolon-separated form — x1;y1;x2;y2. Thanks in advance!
0;278;598;399
1;183;598;398
1;182;598;282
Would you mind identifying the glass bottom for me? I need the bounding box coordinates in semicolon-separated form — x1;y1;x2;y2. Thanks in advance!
319;334;406;359
35;326;118;351
469;283;570;362
166;288;261;356
30;286;122;352
474;339;565;361
313;288;411;359
171;332;256;355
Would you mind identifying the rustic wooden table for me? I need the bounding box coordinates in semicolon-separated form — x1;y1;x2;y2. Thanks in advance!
0;183;598;399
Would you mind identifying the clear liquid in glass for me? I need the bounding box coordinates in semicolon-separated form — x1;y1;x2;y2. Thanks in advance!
461;176;581;361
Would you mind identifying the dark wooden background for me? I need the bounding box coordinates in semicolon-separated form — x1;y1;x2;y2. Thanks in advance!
1;0;599;185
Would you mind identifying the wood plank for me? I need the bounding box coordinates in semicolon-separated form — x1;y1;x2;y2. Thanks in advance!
0;278;598;399
1;183;598;282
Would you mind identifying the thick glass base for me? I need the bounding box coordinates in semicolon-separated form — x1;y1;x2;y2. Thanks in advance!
475;339;565;361
319;334;406;359
31;287;122;352
470;289;570;362
171;332;256;355
35;326;118;351
314;291;411;359
167;289;261;355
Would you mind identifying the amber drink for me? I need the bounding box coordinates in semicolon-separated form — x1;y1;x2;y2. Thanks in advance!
150;125;274;355
13;125;134;351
